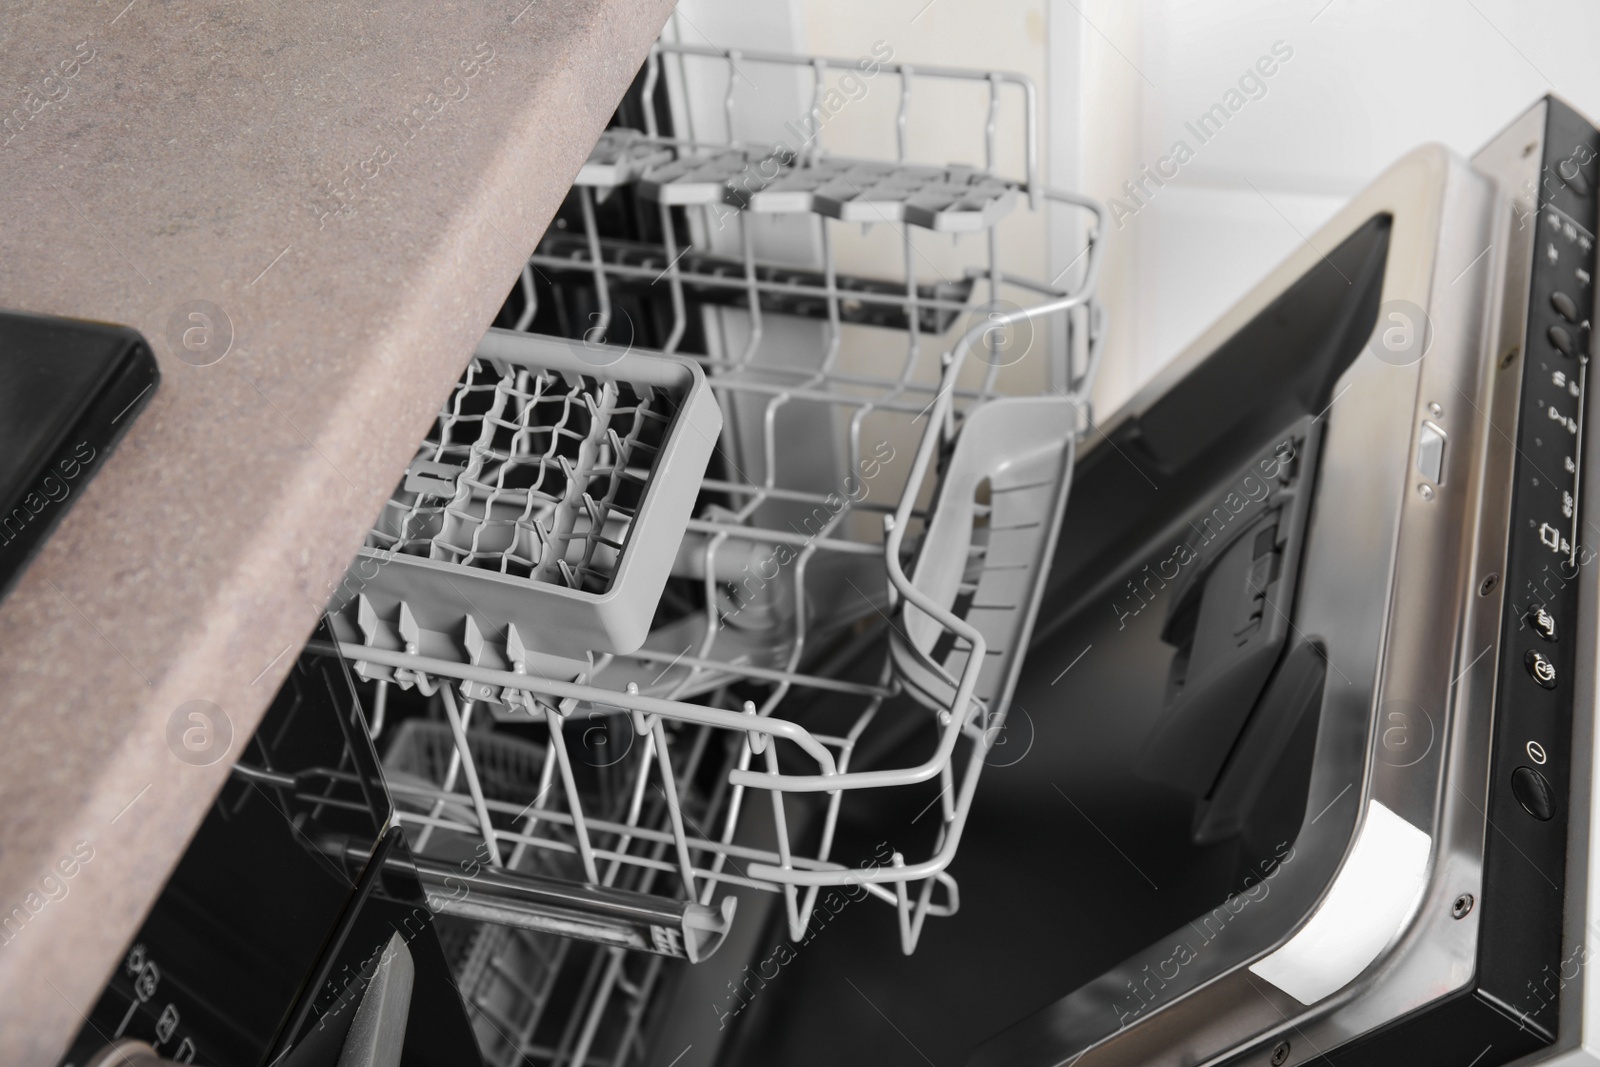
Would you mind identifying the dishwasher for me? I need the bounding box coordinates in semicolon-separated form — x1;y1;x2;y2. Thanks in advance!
47;35;1600;1067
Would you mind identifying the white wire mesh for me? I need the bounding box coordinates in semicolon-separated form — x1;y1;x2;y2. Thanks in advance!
369;361;670;594
387;720;669;1067
334;41;1107;987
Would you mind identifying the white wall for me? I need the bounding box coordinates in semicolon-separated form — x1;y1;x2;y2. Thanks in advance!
1075;0;1600;411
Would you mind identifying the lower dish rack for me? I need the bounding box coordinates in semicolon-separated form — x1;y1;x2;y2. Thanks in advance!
386;720;679;1067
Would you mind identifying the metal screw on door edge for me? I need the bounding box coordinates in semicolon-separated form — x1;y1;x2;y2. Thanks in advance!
1480;574;1498;596
1271;1040;1291;1066
1453;893;1475;919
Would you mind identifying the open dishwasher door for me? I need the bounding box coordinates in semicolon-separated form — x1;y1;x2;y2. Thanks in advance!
964;95;1599;1067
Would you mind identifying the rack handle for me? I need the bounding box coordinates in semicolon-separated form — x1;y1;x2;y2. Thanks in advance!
890;395;1076;710
320;836;737;964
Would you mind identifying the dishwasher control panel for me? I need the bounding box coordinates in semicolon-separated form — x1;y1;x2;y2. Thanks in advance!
1478;94;1595;1047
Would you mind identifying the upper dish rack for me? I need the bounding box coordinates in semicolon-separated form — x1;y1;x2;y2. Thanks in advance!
329;38;1107;964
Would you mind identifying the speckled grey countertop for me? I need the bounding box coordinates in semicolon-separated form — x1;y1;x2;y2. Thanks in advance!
0;1;673;1061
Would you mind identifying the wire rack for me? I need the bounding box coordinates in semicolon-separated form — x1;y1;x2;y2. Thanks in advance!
353;333;721;664
384;719;675;1067
332;38;1106;989
371;361;664;592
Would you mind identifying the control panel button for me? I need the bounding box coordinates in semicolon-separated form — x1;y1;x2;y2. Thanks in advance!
1559;157;1591;197
1552;291;1579;322
1512;766;1556;821
1549;324;1577;357
1526;604;1558;641
1526;648;1559;689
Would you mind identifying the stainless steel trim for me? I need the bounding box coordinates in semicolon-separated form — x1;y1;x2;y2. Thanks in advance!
1233;100;1544;1064
335;932;414;1067
977;120;1547;1064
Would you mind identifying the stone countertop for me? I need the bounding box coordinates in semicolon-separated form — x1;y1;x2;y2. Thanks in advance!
0;1;674;1061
